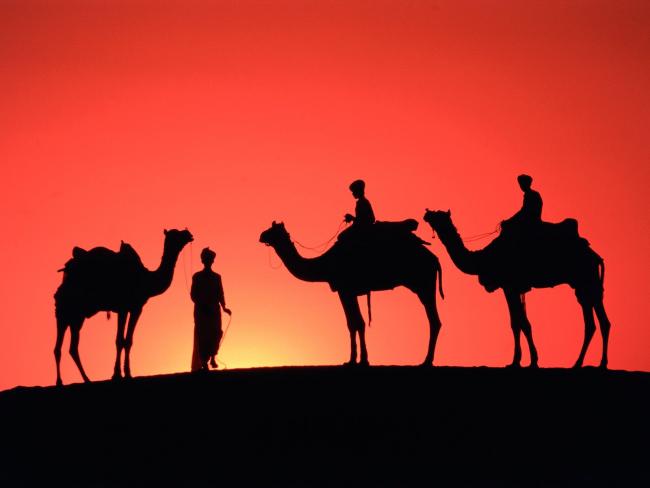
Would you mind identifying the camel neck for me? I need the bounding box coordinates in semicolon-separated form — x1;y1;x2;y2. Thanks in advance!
436;222;480;275
273;239;330;283
148;242;182;296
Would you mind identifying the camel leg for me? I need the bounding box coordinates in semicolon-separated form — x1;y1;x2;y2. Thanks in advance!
69;319;90;383
54;318;67;386
518;294;538;368
594;301;611;369
504;290;523;368
574;301;596;368
112;312;127;380
339;293;367;366
419;291;441;367
123;307;142;379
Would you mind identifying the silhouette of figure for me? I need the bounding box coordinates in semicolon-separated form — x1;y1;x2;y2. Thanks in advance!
344;179;376;228
260;221;443;367
424;209;611;369
340;179;376;243
54;229;194;385
501;174;543;233
191;247;231;372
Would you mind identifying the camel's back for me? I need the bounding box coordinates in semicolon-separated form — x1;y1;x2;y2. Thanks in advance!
326;224;440;293
56;244;147;310
476;223;600;293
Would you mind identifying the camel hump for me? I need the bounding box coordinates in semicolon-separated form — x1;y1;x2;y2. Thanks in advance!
560;218;579;236
60;245;134;279
119;242;146;270
72;246;88;259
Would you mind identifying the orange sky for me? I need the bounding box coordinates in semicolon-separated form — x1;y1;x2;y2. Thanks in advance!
1;0;648;389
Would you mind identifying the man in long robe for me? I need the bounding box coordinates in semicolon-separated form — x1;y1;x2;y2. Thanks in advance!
191;247;231;371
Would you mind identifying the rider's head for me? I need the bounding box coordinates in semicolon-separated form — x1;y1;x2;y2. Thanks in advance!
517;174;533;191
200;247;216;267
349;179;365;198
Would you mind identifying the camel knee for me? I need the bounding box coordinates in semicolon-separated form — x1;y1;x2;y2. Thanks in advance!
348;320;364;334
600;319;611;337
69;340;81;358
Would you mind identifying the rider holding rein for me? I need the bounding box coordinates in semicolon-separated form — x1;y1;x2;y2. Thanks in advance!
345;179;376;229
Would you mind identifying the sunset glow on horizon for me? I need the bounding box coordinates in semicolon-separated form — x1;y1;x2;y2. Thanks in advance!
1;0;649;390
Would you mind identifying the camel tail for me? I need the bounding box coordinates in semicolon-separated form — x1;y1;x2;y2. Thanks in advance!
438;260;445;300
599;258;605;290
366;292;372;326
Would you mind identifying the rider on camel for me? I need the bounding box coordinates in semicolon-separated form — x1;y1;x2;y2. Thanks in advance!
345;179;375;228
339;179;376;243
501;174;543;235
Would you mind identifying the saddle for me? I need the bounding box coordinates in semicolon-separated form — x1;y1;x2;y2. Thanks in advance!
338;218;427;245
59;241;145;275
478;218;588;293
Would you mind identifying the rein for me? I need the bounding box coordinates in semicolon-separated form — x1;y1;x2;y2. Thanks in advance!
293;220;347;253
462;225;501;243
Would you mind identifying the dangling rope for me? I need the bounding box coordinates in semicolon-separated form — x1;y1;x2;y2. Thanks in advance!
215;312;233;370
293;220;347;253
267;246;282;269
182;241;194;293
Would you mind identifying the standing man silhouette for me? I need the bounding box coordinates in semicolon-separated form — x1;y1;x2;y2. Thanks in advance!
191;247;231;372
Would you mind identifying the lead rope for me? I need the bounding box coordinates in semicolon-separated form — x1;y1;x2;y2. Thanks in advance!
215;312;233;370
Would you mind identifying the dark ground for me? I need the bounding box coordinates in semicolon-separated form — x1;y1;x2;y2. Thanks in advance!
1;366;648;487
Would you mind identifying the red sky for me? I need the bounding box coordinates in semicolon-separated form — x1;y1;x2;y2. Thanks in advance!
1;0;648;389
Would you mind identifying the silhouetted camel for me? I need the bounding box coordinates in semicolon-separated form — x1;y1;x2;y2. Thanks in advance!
424;210;610;368
54;229;193;385
260;221;444;366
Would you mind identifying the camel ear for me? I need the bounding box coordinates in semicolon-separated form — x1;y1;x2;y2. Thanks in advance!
446;209;451;216
164;229;168;235
272;221;277;226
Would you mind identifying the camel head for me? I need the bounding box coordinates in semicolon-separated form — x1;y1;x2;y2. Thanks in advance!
423;209;453;238
259;221;290;248
163;228;194;252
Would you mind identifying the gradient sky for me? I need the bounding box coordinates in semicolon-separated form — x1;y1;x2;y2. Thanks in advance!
1;0;648;390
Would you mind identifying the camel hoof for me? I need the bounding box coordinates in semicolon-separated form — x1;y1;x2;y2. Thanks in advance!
571;362;583;369
505;362;521;369
358;359;369;368
111;373;123;381
56;379;63;387
342;360;357;368
598;361;608;370
528;362;539;369
419;361;433;368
